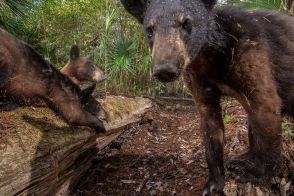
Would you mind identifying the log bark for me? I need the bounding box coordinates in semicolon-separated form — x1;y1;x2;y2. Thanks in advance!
0;96;152;196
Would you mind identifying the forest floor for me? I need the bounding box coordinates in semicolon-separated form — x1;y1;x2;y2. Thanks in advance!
72;99;293;196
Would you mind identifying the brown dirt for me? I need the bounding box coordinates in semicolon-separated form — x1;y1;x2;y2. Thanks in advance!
71;100;293;196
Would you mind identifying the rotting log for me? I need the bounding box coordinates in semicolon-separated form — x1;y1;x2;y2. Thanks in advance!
0;96;152;196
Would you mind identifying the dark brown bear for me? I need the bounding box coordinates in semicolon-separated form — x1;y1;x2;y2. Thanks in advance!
0;28;105;133
60;45;107;85
120;0;294;194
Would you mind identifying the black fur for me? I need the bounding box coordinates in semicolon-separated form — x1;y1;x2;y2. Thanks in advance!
120;0;294;194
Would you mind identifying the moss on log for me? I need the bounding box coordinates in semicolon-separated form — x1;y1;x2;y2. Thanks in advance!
0;96;152;196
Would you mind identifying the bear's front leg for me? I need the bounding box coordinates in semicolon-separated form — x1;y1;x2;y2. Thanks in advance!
187;76;225;195
198;95;225;196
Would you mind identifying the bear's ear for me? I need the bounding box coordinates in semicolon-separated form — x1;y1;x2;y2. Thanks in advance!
120;0;148;24
202;0;217;9
70;45;80;61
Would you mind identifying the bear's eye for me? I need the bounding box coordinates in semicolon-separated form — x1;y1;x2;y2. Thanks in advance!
181;18;192;34
146;26;154;39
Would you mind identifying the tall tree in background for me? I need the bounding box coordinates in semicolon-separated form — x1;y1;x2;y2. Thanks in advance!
286;0;294;14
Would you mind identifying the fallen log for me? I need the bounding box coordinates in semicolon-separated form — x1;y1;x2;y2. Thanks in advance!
0;96;152;196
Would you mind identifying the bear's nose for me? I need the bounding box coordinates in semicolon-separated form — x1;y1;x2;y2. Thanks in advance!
153;64;178;83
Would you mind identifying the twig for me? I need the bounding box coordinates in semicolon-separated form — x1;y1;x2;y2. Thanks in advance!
136;175;149;193
156;96;193;102
143;96;165;107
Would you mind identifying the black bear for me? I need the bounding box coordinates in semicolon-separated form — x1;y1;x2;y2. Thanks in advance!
60;45;107;85
0;28;105;133
120;0;294;194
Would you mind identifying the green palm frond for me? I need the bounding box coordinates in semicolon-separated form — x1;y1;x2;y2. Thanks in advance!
0;0;31;34
108;37;137;77
0;0;31;18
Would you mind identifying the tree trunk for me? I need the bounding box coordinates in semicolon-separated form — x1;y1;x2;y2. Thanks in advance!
286;0;294;15
0;96;152;196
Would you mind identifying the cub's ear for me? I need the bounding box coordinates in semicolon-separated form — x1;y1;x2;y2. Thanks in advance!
70;45;80;61
120;0;148;23
82;84;96;98
202;0;217;9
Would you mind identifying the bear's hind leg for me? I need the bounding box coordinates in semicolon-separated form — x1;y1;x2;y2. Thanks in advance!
227;95;282;183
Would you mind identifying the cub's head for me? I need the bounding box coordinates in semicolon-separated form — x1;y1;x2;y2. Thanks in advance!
61;45;107;84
